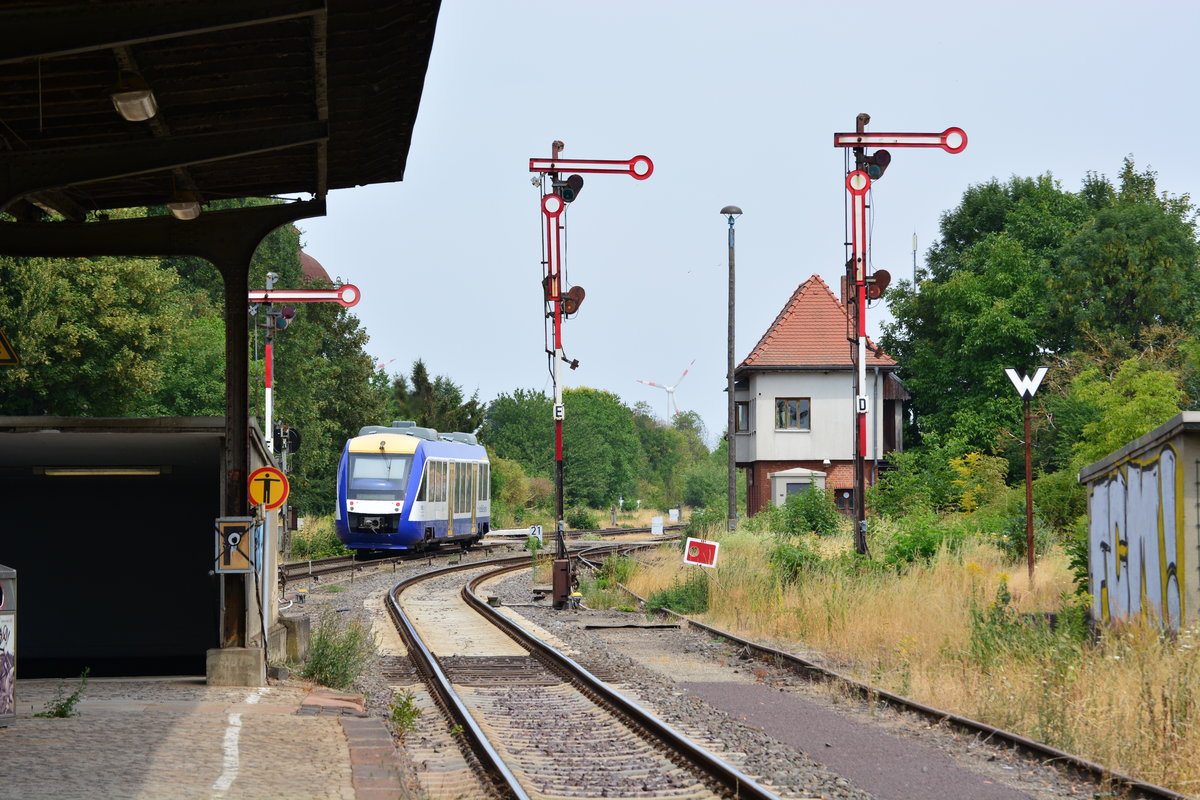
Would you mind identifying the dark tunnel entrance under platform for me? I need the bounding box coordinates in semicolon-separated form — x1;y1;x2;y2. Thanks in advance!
1;418;226;678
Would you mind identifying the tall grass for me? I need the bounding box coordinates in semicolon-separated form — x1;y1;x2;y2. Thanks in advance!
289;516;350;560
300;611;375;690
626;525;1200;795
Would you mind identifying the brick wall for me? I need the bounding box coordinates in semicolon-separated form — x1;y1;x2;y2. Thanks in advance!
746;459;878;516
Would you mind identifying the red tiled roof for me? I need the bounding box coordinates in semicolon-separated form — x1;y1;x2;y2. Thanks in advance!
738;275;895;370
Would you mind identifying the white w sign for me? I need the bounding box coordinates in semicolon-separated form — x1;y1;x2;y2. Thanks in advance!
1005;367;1048;400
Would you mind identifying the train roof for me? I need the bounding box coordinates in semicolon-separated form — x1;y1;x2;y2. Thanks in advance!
347;431;487;459
348;432;422;455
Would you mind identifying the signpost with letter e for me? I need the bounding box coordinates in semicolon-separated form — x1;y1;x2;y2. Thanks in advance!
1006;367;1048;581
834;114;967;555
529;142;652;608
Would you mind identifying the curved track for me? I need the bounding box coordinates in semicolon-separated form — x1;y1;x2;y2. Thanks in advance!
385;553;778;800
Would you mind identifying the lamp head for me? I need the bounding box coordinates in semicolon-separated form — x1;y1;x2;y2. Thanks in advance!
720;205;743;218
110;71;158;122
166;190;200;220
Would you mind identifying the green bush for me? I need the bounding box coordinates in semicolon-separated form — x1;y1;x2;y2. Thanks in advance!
681;460;726;508
869;436;969;516
646;568;709;614
595;553;636;588
34;667;90;718
686;506;726;537
991;487;1055;561
565;506;599;530
1033;468;1087;534
769;535;821;585
780;488;842;536
1066;514;1090;596
966;581;1090;670
301;611;376;690
289;517;350;560
883;510;964;569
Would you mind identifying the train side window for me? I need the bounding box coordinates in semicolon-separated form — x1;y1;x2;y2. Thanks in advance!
479;463;489;500
417;462;428;501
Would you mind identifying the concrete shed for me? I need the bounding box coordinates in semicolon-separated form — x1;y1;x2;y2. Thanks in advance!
0;417;283;679
1079;411;1200;630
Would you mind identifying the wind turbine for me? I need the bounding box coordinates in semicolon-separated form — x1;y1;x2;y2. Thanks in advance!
637;360;695;420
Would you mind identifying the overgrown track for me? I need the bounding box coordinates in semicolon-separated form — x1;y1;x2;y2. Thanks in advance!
279;524;682;586
386;550;778;800
626;589;1190;800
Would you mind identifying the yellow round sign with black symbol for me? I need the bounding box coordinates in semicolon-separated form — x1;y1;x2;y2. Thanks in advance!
248;466;289;510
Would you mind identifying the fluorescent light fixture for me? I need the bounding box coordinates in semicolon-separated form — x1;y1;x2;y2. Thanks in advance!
36;466;169;477
167;190;201;220
110;71;158;122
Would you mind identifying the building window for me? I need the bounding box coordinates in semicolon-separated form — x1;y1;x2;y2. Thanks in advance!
774;397;810;430
735;401;750;432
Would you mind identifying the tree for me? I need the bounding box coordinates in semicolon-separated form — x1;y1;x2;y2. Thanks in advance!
479;389;554;477
882;160;1196;454
1070;357;1184;467
1046;165;1199;352
388;359;483;433
883;233;1047;449
561;388;643;508
0;253;184;415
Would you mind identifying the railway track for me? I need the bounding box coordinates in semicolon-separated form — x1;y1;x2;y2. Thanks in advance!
610;583;1191;800
384;552;778;800
278;524;682;585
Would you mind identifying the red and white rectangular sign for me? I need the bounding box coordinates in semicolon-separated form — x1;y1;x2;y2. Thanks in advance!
683;537;720;568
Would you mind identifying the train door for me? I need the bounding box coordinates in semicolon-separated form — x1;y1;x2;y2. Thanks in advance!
446;461;456;536
470;462;478;534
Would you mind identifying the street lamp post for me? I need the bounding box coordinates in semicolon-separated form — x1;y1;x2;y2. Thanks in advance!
721;206;742;531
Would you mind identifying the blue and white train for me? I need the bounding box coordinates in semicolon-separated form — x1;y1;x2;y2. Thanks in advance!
334;421;490;551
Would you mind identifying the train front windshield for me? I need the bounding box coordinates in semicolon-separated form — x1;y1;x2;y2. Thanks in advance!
348;453;413;501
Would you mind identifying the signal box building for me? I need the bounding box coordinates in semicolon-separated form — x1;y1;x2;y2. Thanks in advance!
733;275;909;516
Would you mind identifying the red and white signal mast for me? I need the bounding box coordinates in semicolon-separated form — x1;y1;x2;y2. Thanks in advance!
529;142;653;608
833;114;966;555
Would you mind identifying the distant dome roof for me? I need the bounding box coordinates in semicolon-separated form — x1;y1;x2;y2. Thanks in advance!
300;250;332;284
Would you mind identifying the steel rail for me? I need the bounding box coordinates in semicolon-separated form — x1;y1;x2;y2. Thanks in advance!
386;554;534;800
624;586;1190;800
463;559;780;800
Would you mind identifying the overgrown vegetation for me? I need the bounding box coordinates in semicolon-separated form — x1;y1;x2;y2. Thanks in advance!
625;519;1200;795
34;667;90;718
388;689;422;736
287;516;350;560
645;568;709;614
300;612;375;690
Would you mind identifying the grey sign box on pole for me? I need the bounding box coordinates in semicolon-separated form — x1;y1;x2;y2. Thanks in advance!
0;563;15;726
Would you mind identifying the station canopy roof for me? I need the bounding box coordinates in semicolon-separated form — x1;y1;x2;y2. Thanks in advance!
0;0;441;222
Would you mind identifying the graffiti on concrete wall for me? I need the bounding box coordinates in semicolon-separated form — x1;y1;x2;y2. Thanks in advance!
1087;443;1186;629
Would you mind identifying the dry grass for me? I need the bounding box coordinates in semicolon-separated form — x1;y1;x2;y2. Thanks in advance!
628;527;1200;795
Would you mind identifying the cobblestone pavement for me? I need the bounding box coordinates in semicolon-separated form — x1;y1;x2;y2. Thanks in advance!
0;677;401;800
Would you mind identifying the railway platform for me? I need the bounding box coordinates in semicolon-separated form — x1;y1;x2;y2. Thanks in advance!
0;676;409;800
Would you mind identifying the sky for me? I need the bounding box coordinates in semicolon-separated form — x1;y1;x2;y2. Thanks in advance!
294;0;1199;445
